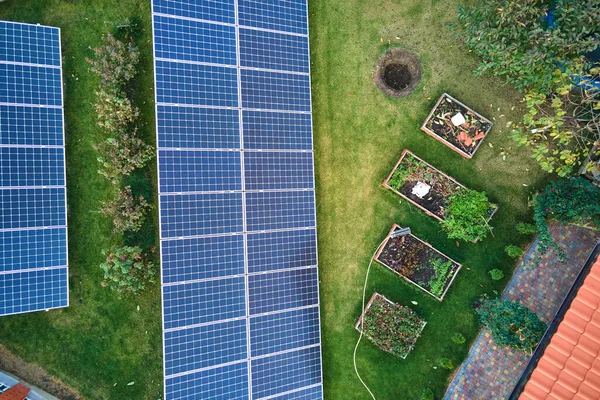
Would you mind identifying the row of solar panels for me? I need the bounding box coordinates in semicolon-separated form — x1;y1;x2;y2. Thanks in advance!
152;0;323;398
0;21;68;316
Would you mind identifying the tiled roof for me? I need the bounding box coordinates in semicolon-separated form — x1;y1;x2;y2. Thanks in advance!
520;251;600;400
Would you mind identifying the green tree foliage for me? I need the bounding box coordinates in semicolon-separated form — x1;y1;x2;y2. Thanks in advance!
456;0;600;94
505;245;524;258
100;246;155;294
476;297;547;354
87;32;140;91
533;177;600;252
441;188;492;242
95;132;154;184
100;185;151;234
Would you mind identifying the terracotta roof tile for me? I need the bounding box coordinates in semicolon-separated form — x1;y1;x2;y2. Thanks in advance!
520;253;600;400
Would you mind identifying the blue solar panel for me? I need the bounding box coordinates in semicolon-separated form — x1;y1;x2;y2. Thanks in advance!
0;188;66;230
162;277;246;330
238;0;308;35
251;346;322;399
0;63;62;106
157;105;240;149
241;69;311;111
165;361;249;400
0;21;61;66
0;105;63;146
247;229;317;274
271;385;323;400
156;60;238;107
249;267;319;315
246;191;316;231
250;306;320;357
159;192;243;238
243;110;312;150
158;149;242;193
165;319;248;375
154;15;237;65
239;28;309;73
161;235;245;284
0;267;68;316
153;0;235;25
0;228;67;273
244;151;314;191
0;147;65;187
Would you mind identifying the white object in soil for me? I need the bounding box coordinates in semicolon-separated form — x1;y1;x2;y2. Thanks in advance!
412;181;431;199
451;112;466;126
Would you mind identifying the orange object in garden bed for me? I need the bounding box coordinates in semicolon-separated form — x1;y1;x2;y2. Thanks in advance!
421;93;493;158
375;224;462;301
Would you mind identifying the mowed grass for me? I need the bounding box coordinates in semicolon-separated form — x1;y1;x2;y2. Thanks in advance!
309;0;551;398
0;1;162;399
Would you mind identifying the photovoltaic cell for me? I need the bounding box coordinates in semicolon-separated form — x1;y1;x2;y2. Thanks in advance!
165;361;249;400
247;229;317;274
0;21;61;66
0;63;62;106
238;0;308;35
162;277;246;330
0;228;67;273
270;385;323;400
164;318;248;375
158;149;242;193
0;147;65;187
0;187;66;230
242;110;312;151
153;0;235;25
156;105;240;149
239;28;309;73
251;346;322;399
154;15;237;65
246;191;316;232
244;151;314;191
248;267;319;315
0;105;63;146
241;69;311;111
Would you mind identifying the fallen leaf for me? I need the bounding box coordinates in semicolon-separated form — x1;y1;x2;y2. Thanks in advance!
523;184;528;186
411;301;418;305
136;305;140;311
488;142;494;148
502;155;506;160
127;382;135;386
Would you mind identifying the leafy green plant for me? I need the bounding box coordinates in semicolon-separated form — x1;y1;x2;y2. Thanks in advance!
420;388;435;400
438;358;454;370
87;32;140;91
451;333;466;344
505;245;524;259
516;223;537;235
455;0;600;94
95;131;154;184
441;188;492;242
476;297;547;354
100;185;151;234
488;269;505;281
100;246;155;294
387;154;420;191
428;258;454;297
533;177;600;253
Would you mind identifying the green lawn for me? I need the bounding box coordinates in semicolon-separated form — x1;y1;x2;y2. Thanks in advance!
0;0;552;399
309;0;550;398
0;1;162;399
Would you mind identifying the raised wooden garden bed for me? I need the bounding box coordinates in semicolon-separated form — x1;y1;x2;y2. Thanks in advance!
375;224;461;301
355;292;426;359
382;149;498;241
421;93;493;158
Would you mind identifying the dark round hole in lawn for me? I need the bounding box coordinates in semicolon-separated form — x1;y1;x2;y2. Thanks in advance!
374;48;421;98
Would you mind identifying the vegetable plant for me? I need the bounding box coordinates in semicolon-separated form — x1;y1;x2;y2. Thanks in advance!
100;246;155;294
441;188;492;242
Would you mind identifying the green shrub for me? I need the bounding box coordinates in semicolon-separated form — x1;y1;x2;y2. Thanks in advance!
476;297;547;354
100;185;151;234
504;245;524;259
420;388;434;400
95;131;154;184
516;223;537;235
428;258;454;297
438;358;453;370
488;269;504;281
87;32;140;91
451;333;466;344
100;246;155;294
455;0;600;94
441;188;492;242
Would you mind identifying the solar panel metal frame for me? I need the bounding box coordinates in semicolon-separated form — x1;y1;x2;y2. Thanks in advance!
0;20;68;317
151;1;323;398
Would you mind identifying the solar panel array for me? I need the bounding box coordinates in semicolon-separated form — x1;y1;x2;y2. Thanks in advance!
151;1;322;398
0;21;68;316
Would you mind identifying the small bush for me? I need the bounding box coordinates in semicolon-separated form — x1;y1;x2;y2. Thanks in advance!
87;32;140;91
451;333;466;344
94;89;139;133
489;269;504;281
505;245;524;259
95;131;154;184
441;188;492;242
516;223;537;235
100;246;155;294
420;388;434;400
438;358;454;370
100;185;151;234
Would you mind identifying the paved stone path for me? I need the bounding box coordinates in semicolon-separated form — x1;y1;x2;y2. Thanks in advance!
444;222;600;400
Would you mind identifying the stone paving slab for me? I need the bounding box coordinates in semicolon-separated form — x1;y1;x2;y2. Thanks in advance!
444;223;600;400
